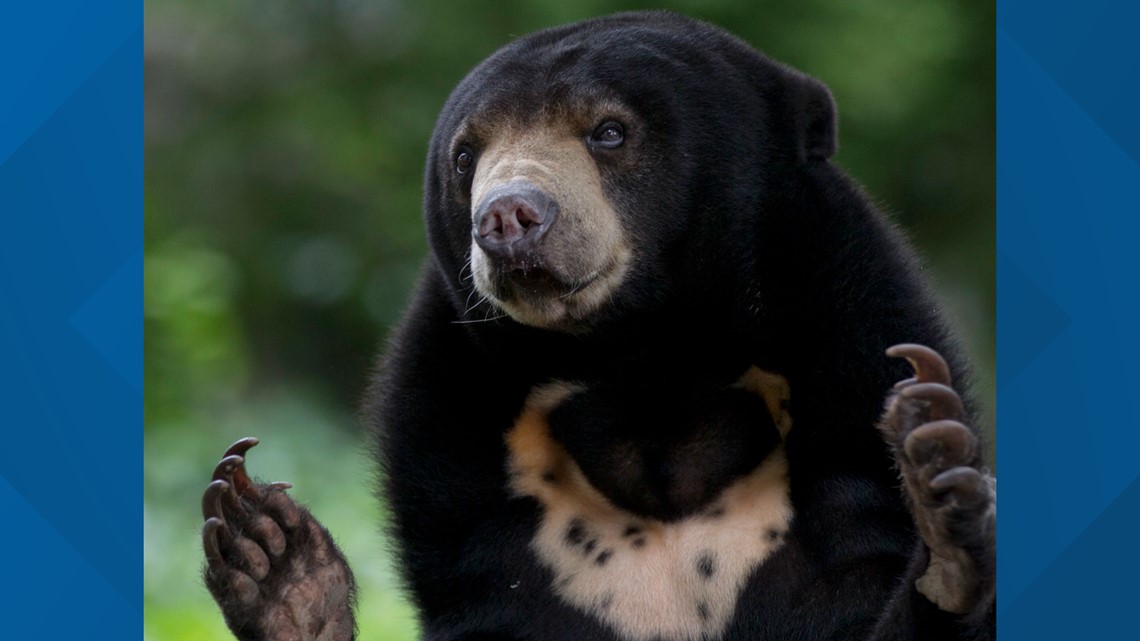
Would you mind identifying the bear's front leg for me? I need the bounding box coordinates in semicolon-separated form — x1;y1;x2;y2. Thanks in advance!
201;438;357;641
880;344;996;617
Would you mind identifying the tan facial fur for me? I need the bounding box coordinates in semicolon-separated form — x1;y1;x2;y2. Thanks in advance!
505;368;794;640
467;118;632;328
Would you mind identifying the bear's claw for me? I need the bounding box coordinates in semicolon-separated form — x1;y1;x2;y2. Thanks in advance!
886;343;952;387
882;345;996;616
201;438;357;641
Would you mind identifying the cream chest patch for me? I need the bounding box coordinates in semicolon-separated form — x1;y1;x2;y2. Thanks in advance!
505;369;793;640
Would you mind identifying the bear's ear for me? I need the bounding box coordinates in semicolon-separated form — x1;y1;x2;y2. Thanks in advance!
791;74;837;162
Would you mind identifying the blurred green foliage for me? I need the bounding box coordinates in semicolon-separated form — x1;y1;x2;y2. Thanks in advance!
144;1;994;639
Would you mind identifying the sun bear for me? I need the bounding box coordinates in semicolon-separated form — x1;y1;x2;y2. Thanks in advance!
200;11;995;641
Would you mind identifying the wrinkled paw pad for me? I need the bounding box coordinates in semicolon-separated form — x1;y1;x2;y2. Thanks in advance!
199;438;357;641
201;439;299;590
903;421;976;478
883;345;995;615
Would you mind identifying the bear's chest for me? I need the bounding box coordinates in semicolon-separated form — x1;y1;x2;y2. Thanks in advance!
505;369;794;641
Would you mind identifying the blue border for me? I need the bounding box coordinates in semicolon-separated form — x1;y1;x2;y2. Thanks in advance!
0;3;141;637
4;1;1139;638
998;0;1140;638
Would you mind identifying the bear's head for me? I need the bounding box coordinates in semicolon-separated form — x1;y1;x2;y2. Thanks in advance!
423;11;836;333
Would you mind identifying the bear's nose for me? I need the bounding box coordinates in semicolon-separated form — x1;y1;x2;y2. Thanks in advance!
473;182;559;260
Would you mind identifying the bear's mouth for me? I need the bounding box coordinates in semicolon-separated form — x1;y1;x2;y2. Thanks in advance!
469;253;626;330
495;264;600;303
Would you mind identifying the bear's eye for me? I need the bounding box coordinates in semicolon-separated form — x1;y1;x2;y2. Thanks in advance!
455;149;474;174
590;122;625;149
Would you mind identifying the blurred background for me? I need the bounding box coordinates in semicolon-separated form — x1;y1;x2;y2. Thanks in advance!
144;1;994;639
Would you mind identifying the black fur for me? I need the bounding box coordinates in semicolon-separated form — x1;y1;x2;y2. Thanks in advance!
364;11;994;641
547;382;782;521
